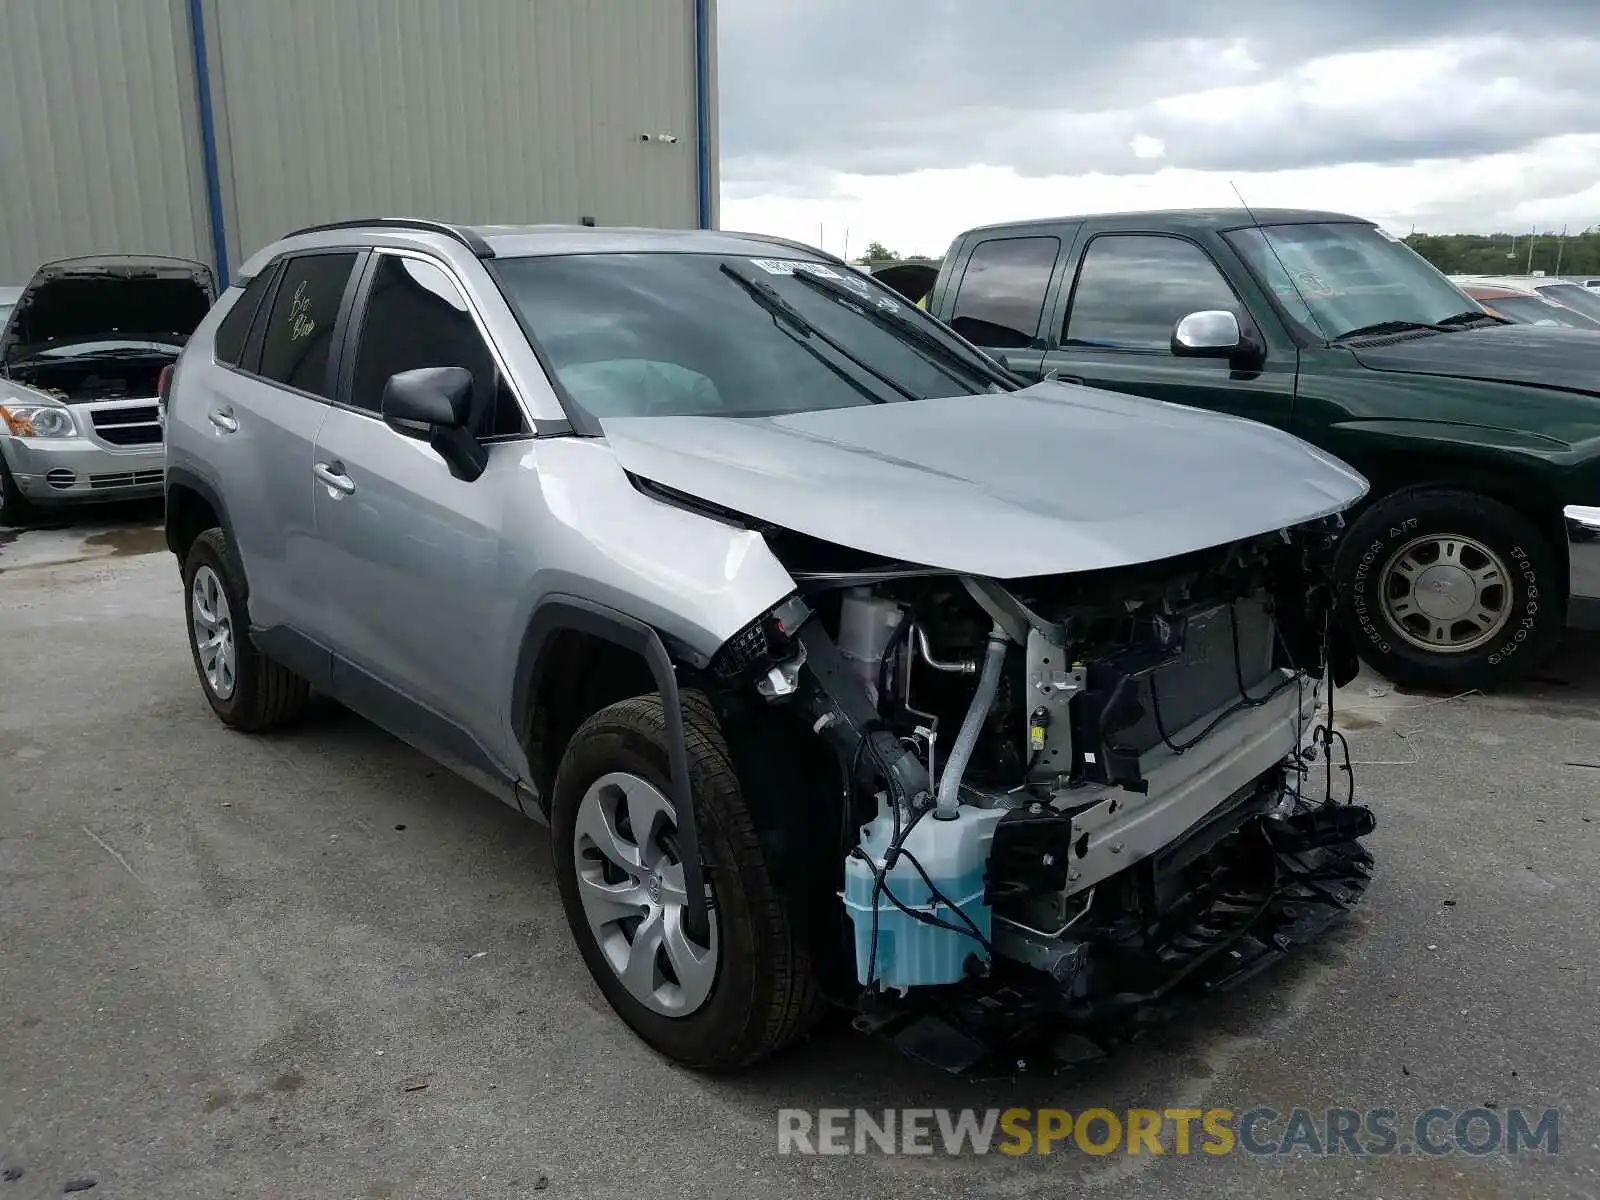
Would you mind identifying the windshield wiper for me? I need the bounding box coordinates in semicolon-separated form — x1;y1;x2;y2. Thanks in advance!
1330;319;1450;342
717;263;917;402
786;267;1020;391
1436;309;1507;328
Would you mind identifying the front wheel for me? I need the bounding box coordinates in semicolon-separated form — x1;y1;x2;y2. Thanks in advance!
550;692;824;1071
1337;488;1562;690
0;453;36;528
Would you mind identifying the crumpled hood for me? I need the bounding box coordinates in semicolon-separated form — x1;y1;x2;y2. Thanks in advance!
601;381;1368;578
2;255;215;365
1351;323;1600;395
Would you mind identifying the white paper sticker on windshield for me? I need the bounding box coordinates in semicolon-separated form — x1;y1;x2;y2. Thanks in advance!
749;257;842;278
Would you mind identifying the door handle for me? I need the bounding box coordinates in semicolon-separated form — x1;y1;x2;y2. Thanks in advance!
207;408;238;433
313;461;356;496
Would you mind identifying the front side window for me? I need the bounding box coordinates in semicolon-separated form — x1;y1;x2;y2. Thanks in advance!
256;252;359;396
492;252;1012;421
949;237;1059;349
1063;235;1239;352
1225;222;1479;340
349;255;526;436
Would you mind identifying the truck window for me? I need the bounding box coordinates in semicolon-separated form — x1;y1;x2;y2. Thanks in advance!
1063;235;1238;352
949;236;1059;349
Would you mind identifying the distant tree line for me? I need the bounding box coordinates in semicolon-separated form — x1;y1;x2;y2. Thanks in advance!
854;241;940;267
1404;229;1600;277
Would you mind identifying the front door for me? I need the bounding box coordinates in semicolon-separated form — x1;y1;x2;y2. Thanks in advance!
1039;233;1299;431
309;251;527;746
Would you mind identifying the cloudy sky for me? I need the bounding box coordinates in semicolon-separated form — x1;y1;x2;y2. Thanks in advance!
717;0;1600;257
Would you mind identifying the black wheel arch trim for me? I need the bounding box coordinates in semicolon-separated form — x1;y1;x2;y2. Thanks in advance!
165;464;249;602
514;595;710;940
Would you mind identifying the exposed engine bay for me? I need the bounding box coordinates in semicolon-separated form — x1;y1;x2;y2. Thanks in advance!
715;515;1375;1075
6;349;175;403
0;256;211;404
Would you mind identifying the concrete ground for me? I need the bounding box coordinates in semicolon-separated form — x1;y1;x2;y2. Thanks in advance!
2;509;1598;1199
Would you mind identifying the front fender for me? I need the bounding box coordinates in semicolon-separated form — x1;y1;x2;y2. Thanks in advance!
509;593;711;939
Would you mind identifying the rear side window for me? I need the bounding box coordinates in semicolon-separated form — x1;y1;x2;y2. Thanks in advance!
349;254;527;436
1064;235;1238;351
212;269;277;366
950;236;1059;349
256;252;359;396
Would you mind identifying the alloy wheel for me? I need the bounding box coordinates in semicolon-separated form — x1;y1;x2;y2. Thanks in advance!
191;565;237;700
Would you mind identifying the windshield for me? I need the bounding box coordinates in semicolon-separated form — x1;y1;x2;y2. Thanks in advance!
491;252;1009;420
1532;283;1600;325
1225;222;1480;341
1480;295;1600;329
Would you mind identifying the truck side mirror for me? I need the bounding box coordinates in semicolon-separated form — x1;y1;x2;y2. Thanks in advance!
1171;310;1244;357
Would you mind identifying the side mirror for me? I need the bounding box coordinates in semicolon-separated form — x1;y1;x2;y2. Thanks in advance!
1171;310;1243;357
381;366;486;482
382;365;473;429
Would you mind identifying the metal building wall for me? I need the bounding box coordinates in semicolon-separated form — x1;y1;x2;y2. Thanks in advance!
0;0;215;283
200;0;716;275
1;0;716;286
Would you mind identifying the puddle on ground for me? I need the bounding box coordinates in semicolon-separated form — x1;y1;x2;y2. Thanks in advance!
1334;710;1382;730
82;526;165;557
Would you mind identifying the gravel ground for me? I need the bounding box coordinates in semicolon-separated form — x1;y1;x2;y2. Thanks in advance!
2;515;1598;1199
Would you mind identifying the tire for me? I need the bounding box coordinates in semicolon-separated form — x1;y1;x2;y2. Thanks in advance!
0;453;36;528
551;691;825;1071
182;527;310;730
1337;488;1561;690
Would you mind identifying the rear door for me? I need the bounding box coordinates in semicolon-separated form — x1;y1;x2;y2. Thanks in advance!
942;233;1068;380
1039;232;1299;430
202;249;365;636
309;250;526;743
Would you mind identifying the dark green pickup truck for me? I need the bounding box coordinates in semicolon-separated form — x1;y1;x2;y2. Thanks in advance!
921;208;1600;689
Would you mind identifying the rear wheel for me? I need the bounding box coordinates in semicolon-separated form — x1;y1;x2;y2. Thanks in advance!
182;527;310;730
551;692;824;1070
1337;488;1561;690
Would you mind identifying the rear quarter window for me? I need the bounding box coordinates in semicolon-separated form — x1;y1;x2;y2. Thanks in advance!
211;270;277;367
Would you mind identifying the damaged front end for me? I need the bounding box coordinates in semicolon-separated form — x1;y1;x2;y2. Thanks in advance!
708;514;1375;1076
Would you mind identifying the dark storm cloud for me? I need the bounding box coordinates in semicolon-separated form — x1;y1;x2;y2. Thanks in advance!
720;0;1600;183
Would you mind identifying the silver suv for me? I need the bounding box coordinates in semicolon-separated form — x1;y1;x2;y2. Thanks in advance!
165;218;1377;1073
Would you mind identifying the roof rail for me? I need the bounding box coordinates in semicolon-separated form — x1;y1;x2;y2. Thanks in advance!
283;217;495;258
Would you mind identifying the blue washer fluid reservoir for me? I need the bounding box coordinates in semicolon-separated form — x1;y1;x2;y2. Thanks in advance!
841;801;1007;991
